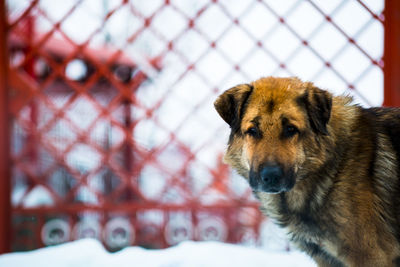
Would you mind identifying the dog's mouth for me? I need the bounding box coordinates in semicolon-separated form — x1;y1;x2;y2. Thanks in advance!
249;164;295;194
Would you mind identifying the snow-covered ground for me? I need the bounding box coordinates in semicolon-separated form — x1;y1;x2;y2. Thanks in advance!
0;239;316;267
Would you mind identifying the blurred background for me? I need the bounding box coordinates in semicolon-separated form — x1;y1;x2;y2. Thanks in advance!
0;0;396;254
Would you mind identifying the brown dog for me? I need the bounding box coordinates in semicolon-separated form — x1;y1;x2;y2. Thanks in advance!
214;77;400;266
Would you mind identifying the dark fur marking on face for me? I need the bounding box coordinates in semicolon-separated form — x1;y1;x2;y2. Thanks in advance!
250;116;261;126
267;100;274;113
245;116;262;139
280;117;299;139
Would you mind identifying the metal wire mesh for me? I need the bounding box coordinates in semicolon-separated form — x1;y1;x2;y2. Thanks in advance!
6;0;384;251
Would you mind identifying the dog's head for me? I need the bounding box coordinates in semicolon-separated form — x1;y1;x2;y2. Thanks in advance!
214;77;332;194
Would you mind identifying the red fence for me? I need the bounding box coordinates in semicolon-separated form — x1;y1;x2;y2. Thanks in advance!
0;0;392;252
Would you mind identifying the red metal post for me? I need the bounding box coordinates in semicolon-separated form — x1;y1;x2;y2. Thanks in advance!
383;0;400;107
0;0;11;254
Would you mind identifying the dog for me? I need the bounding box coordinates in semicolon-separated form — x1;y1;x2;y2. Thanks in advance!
214;77;400;266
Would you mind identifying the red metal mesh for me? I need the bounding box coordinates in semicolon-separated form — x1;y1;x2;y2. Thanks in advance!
5;0;384;251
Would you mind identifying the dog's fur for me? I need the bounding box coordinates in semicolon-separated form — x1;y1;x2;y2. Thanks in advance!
214;77;400;266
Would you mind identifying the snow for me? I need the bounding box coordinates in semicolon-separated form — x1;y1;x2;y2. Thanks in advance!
0;239;316;267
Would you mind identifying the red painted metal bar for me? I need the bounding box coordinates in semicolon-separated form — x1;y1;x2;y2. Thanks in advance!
0;0;11;254
12;202;260;214
383;0;400;106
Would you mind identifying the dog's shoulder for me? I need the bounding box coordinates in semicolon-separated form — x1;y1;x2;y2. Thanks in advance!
361;106;400;125
360;107;400;154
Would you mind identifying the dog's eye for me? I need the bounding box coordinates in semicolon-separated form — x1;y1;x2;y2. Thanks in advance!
283;125;298;138
245;127;259;138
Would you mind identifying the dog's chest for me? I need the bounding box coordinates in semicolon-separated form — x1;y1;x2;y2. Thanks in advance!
258;192;338;254
278;212;339;259
285;213;324;244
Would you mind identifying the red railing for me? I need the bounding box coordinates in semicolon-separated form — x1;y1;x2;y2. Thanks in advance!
0;0;11;255
383;0;400;107
0;0;393;253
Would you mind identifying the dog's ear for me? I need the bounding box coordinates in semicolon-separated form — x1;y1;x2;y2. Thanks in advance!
214;84;253;130
299;84;332;135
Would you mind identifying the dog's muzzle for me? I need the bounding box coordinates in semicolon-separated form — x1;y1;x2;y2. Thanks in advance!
249;164;295;193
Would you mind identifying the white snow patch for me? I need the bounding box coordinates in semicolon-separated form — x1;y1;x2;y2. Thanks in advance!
0;239;316;267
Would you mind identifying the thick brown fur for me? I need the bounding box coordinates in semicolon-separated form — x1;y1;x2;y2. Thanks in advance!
214;77;400;266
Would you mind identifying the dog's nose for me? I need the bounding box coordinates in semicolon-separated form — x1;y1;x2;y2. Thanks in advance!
259;165;283;185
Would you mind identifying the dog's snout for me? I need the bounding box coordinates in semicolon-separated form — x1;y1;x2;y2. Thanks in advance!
249;163;293;193
260;165;283;184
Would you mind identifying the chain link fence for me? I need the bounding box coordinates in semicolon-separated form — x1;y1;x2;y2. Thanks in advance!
5;0;384;251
